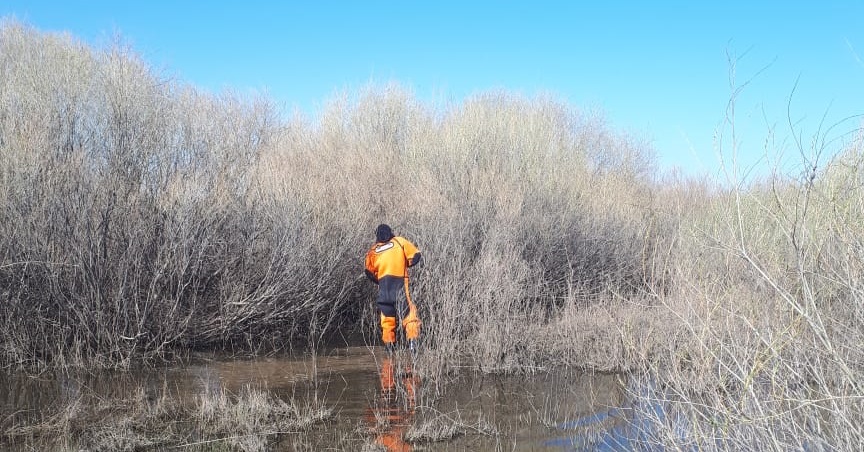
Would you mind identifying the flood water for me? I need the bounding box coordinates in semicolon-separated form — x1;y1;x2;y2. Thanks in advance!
0;346;644;451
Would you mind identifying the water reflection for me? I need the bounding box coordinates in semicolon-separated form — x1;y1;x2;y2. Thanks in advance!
543;378;669;451
364;354;420;451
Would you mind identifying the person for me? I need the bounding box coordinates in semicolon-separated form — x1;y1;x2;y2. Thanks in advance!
364;224;423;351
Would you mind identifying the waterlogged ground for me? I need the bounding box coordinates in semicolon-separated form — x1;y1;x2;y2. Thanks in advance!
0;347;644;451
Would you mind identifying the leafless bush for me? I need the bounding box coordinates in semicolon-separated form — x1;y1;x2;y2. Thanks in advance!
2;380;334;451
621;94;864;449
0;20;662;372
0;21;326;367
208;83;660;373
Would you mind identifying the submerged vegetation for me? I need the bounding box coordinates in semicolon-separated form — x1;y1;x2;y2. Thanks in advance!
1;18;863;450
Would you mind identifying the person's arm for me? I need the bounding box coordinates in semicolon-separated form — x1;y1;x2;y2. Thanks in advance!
364;248;379;284
364;269;378;283
408;252;422;267
404;239;423;267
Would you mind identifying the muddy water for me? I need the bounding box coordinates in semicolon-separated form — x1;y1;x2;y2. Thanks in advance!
0;347;640;450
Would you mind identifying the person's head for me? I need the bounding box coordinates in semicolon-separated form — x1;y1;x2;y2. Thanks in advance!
376;224;394;242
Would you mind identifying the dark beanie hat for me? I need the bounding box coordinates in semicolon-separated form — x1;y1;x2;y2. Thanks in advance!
376;224;394;242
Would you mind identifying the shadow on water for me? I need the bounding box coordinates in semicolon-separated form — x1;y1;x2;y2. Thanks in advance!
0;347;663;450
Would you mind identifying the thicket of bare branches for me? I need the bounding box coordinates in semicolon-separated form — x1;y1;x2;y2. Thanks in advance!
0;21;658;369
619;104;864;449
0;21;364;367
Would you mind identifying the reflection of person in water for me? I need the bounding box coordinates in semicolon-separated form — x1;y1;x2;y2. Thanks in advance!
363;355;421;451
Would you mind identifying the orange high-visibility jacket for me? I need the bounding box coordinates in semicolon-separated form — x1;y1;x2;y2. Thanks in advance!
364;236;420;283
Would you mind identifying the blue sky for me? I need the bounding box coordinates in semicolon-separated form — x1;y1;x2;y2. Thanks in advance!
2;1;862;179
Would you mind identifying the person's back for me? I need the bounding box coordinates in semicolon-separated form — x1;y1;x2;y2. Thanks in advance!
366;236;416;281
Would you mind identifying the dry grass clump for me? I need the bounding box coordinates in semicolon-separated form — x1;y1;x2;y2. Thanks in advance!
2;382;334;451
403;409;498;444
4;385;179;450
197;384;334;437
404;415;465;443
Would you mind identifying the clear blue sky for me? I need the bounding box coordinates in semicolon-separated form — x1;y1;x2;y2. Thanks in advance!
2;1;862;179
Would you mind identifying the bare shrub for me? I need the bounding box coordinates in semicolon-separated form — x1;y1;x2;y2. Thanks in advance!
622;104;864;448
0;20;662;373
0;21;327;367
255;85;662;374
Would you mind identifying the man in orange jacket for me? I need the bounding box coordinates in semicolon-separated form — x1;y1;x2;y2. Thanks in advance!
364;224;423;351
